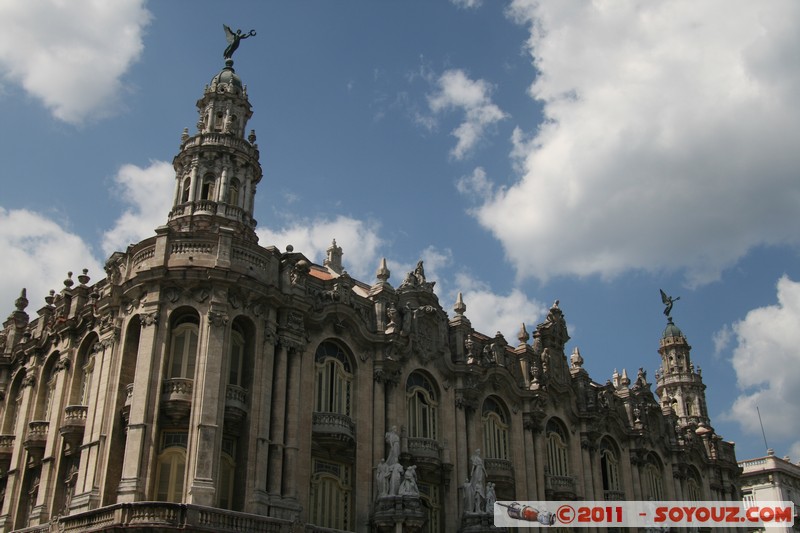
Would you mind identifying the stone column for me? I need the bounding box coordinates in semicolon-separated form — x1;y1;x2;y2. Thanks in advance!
580;437;594;499
267;343;288;497
188;164;198;203
186;309;228;506
281;346;303;500
245;322;276;513
373;370;387;470
117;309;161;502
522;416;538;501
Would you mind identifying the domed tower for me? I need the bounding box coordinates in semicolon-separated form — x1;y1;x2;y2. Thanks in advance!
655;316;710;430
167;57;262;241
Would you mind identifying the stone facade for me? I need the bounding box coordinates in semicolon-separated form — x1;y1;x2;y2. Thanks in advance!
0;56;740;533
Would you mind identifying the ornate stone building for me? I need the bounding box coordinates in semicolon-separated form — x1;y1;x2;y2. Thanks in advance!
0;52;739;533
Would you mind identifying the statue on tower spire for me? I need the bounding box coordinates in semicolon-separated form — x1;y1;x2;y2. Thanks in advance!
223;24;256;60
660;289;680;317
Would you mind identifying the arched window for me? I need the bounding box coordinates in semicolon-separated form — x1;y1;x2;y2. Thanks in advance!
406;373;438;440
686;469;702;501
229;178;240;207
200;175;215;201
181;178;190;203
168;319;198;379
228;329;245;387
482;397;509;460
155;432;187;502
643;454;664;500
314;342;353;417
309;458;352;531
546;419;569;477
600;438;623;499
218;437;236;509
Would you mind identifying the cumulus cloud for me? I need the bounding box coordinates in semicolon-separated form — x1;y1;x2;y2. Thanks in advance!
258;216;384;280
0;0;150;124
0;208;103;313
427;69;507;160
478;1;800;285
452;272;547;341
102;161;174;255
723;276;800;456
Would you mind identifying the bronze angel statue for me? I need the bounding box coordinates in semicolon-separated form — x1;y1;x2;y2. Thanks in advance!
660;289;680;317
223;25;256;59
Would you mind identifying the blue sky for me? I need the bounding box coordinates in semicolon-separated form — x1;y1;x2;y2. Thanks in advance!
1;0;800;464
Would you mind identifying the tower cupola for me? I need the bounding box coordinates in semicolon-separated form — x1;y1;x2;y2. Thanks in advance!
654;293;710;430
167;53;262;242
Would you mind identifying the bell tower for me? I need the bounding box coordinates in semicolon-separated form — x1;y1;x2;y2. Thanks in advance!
654;305;711;430
167;56;262;241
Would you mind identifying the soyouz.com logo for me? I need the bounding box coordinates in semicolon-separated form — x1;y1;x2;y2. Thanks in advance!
493;501;795;528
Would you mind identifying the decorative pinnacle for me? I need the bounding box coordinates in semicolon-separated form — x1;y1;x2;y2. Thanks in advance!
14;288;28;312
454;292;466;316
517;323;529;345
376;257;390;283
63;271;74;289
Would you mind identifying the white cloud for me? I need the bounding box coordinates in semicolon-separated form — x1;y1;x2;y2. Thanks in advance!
456;167;494;198
0;0;150;124
427;69;507;160
257;216;384;280
712;324;732;357
451;0;482;9
0;208;103;313
723;276;800;456
479;1;800;285
102;161;174;255
452;272;547;342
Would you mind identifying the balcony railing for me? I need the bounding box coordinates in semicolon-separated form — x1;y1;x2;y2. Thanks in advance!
161;378;194;421
545;473;577;496
60;405;88;454
604;489;626;501
56;502;291;532
312;412;355;442
407;437;441;460
24;420;49;461
121;383;134;425
224;384;249;424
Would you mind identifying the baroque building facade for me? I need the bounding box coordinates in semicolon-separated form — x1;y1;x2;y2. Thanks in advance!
0;54;740;532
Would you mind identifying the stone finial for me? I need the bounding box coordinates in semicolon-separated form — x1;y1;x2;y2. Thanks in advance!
181;127;190;143
324;239;343;274
376;257;390;283
621;368;630;387
570;346;584;369
44;289;55;307
612;368;620;388
14;288;28;312
78;268;90;286
454;292;466;316
248;129;257;144
63;271;74;289
517;323;529;345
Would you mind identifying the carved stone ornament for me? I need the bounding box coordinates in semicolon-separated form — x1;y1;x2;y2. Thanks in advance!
140;312;159;328
22;374;36;389
207;310;229;327
54;356;71;373
164;287;182;303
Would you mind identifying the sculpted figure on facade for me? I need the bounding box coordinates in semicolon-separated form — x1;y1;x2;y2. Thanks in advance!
469;448;487;512
385;425;400;465
485;482;496;513
375;459;389;499
461;478;474;515
388;462;404;496
398;465;419;496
